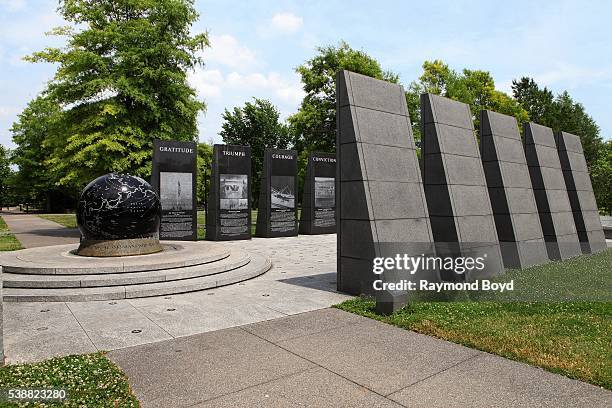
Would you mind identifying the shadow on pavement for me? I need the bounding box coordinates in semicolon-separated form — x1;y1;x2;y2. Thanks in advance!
278;272;339;294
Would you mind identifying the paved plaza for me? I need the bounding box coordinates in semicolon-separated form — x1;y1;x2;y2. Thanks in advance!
2;214;346;362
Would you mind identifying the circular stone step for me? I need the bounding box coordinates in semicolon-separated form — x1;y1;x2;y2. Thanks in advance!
0;241;230;275
3;253;271;302
3;250;251;289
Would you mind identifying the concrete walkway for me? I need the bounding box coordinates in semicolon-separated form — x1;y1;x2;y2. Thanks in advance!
0;213;79;248
108;308;611;408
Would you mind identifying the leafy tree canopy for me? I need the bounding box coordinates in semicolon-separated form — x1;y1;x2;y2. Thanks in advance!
197;142;213;206
10;96;63;202
512;77;602;167
406;60;529;141
590;140;611;215
22;0;209;190
0;145;14;207
220;98;291;207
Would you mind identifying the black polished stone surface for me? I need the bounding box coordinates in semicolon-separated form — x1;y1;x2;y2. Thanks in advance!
77;173;161;240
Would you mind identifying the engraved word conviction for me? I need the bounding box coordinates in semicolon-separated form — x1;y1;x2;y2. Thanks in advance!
313;157;336;163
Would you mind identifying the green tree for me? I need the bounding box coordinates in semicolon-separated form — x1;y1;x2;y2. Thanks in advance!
10;96;70;209
25;0;209;190
219;98;291;208
550;91;601;167
511;77;555;125
512;78;602;166
589;140;611;215
512;77;606;211
289;41;399;155
407;60;529;141
197;142;213;207
0;145;13;209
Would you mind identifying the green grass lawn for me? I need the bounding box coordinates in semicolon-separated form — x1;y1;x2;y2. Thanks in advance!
0;216;22;251
0;352;138;407
38;214;78;229
335;249;612;389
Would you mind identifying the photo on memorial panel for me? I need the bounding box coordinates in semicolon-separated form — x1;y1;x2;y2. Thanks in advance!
160;172;193;211
220;174;249;210
314;177;335;208
271;175;295;209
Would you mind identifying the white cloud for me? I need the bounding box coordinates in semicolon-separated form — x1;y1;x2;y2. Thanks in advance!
0;0;27;12
189;68;305;143
533;64;612;88
0;11;65;46
8;47;31;66
496;80;513;96
204;34;257;70
270;12;303;33
0;106;20;119
189;69;224;98
189;68;305;105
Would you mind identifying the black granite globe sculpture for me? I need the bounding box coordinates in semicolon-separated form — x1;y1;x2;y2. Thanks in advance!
76;173;163;257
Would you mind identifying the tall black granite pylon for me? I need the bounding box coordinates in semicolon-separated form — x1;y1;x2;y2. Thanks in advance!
299;152;336;235
207;144;252;241
152;140;197;241
255;148;298;238
524;123;581;260
337;70;435;314
480;110;549;269
555;131;607;254
421;94;504;280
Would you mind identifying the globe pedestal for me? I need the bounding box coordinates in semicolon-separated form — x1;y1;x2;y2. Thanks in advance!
77;236;163;257
76;173;163;257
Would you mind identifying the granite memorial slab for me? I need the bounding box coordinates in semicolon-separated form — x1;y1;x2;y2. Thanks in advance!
151;140;197;241
299;152;336;235
480;110;549;268
421;94;504;280
524;123;581;260
255;148;298;238
555;131;607;253
206;144;252;241
337;70;435;314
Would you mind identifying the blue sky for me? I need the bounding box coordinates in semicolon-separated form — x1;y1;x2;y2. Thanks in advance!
1;0;611;149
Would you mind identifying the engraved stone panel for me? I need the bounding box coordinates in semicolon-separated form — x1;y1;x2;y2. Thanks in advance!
480;110;548;268
421;95;504;279
299;152;336;235
152;140;197;241
255;149;298;238
337;71;435;314
524;123;581;259
207;144;252;241
555;131;607;253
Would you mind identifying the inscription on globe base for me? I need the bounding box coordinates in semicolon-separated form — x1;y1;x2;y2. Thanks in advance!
76;237;163;257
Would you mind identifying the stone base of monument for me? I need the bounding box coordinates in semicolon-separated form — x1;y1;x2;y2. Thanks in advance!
0;241;270;302
76;237;164;257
